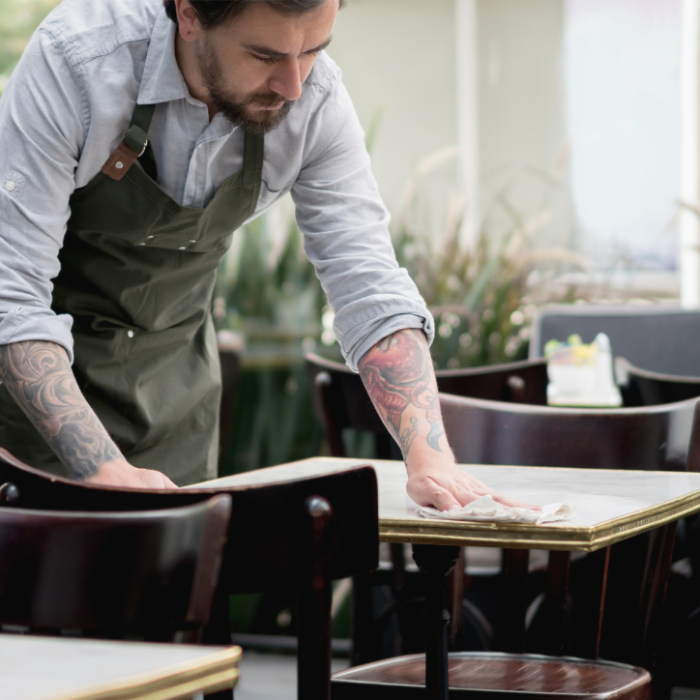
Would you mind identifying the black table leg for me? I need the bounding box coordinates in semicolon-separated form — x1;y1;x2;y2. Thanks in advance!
413;544;460;700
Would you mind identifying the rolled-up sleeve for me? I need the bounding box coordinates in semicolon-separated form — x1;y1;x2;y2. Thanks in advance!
291;76;434;372
0;27;85;362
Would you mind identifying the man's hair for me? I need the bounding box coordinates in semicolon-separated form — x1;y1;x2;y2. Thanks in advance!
163;0;346;29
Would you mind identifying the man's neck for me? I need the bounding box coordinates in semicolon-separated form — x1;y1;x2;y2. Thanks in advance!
174;31;218;121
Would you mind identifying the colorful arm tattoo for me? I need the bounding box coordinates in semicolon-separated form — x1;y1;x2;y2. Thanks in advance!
358;329;445;460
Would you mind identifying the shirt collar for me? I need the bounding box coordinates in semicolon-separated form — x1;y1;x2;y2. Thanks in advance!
137;9;190;105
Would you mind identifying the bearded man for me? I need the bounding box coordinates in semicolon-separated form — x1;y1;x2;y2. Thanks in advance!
0;0;519;511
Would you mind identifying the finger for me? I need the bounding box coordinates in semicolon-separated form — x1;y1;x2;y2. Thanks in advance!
427;486;462;512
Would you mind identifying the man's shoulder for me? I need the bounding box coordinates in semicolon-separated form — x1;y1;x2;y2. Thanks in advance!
39;0;161;66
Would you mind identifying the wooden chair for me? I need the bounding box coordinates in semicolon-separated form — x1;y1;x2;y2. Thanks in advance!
0;455;379;700
615;357;700;407
332;395;700;699
304;353;549;665
0;495;231;642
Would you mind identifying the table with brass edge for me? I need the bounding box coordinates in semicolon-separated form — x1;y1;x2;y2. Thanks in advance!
0;635;241;700
205;457;700;700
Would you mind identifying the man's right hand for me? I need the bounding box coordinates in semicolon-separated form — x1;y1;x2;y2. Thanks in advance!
84;458;178;489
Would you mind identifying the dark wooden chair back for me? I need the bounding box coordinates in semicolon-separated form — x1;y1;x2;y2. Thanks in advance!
439;392;700;677
440;393;700;472
0;496;231;641
305;354;549;459
0;456;378;700
616;357;700;407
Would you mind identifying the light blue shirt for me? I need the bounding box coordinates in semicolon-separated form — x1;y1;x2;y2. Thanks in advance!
0;0;434;372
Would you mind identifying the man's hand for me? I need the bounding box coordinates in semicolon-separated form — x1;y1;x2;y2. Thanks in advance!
405;454;535;511
359;329;537;512
84;457;178;490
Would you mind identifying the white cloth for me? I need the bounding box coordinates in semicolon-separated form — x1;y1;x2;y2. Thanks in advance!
0;0;434;371
419;495;576;525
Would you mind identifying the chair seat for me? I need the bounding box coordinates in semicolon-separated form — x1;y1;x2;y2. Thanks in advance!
331;652;651;700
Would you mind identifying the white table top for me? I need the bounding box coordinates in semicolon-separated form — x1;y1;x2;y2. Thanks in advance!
0;635;240;700
200;457;700;551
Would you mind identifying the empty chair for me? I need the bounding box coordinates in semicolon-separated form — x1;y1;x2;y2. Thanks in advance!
616;357;700;407
530;303;700;376
0;453;378;700
305;353;550;458
0;495;231;642
439;393;700;472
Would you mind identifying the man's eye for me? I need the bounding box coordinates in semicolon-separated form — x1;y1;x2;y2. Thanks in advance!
253;54;277;64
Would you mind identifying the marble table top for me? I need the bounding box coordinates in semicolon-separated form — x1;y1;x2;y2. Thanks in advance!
0;635;240;700
200;457;700;551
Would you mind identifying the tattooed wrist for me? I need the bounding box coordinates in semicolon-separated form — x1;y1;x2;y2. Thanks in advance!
0;340;124;480
359;329;446;461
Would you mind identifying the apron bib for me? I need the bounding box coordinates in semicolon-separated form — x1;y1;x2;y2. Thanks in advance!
0;104;263;485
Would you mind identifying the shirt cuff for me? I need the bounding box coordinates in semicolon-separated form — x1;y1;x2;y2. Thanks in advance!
340;311;435;372
0;306;74;363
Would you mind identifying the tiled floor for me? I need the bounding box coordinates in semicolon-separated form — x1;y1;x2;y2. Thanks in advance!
235;652;349;700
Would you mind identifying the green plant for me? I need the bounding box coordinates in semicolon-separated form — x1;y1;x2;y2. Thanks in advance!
393;147;586;369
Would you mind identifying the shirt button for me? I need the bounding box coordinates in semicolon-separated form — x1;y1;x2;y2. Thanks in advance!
115;162;124;169
137;242;146;246
189;240;196;243
147;235;154;239
127;330;134;338
178;246;186;250
5;180;16;192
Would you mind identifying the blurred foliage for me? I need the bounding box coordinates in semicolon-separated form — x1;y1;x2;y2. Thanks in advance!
0;0;60;94
393;146;584;369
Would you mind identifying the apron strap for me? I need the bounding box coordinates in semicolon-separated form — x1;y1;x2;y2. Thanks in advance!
102;104;157;182
243;132;264;186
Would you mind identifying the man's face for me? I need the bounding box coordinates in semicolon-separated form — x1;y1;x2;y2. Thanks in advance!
189;1;338;134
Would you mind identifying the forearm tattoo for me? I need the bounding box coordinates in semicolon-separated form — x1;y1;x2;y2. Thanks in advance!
359;329;445;460
0;341;123;479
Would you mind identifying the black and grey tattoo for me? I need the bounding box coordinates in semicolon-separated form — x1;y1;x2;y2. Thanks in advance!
358;329;446;461
0;341;123;479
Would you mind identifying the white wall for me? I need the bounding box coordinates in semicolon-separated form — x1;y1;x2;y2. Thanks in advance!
327;0;459;216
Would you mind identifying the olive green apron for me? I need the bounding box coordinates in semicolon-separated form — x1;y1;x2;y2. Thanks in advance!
0;103;263;485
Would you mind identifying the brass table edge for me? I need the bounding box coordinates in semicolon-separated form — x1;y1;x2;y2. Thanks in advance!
38;647;241;700
379;488;700;551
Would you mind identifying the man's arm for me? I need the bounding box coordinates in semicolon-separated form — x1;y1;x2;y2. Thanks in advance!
0;340;176;489
359;329;530;511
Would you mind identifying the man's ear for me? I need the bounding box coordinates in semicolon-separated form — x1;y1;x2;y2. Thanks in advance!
174;0;201;42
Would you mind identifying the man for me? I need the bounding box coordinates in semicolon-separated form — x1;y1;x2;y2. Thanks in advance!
0;0;522;511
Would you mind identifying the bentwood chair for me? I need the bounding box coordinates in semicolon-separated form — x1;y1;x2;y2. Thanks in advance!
304;353;550;665
332;394;700;700
615;357;700;407
0;453;379;700
0;495;232;642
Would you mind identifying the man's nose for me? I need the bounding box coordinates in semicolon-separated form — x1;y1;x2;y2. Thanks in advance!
269;59;303;102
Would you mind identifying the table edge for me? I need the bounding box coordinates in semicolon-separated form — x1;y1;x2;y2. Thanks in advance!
34;646;241;700
379;488;700;551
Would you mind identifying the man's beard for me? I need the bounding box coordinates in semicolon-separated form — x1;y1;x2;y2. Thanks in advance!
197;42;295;135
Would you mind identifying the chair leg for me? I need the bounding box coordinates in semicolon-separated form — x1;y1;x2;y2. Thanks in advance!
298;496;333;700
